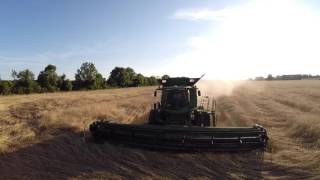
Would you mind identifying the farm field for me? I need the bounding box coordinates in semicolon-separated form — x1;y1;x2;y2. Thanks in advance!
0;80;320;179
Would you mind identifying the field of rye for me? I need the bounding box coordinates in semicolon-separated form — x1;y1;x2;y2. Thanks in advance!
0;80;319;179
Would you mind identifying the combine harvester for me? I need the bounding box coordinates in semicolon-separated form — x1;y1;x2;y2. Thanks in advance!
89;76;268;151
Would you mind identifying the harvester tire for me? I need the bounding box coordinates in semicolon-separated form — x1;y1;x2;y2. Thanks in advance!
210;113;217;127
203;113;211;127
148;110;156;124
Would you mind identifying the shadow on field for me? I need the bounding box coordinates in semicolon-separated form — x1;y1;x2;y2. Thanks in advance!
0;123;312;180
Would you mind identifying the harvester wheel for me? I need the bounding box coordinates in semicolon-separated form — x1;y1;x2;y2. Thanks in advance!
211;113;217;127
148;110;156;124
203;113;211;126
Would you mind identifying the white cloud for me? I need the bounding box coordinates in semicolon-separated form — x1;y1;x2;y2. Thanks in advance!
172;8;232;21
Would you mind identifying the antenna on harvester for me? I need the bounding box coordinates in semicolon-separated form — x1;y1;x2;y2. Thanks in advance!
199;73;205;79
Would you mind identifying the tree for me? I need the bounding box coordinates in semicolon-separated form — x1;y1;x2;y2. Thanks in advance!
12;69;40;94
126;67;136;83
57;74;66;89
147;76;158;86
107;67;123;87
11;70;17;80
107;67;136;87
74;62;106;90
60;79;73;91
132;73;146;86
94;73;106;89
0;81;13;95
266;74;273;81
37;64;59;92
254;76;264;81
15;69;35;80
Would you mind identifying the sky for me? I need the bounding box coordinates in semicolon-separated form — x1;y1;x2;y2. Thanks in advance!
0;0;320;80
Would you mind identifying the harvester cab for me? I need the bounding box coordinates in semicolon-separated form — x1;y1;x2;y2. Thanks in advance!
89;75;268;151
150;77;216;127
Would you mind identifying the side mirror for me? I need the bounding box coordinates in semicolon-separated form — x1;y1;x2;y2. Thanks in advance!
154;91;157;97
198;90;201;96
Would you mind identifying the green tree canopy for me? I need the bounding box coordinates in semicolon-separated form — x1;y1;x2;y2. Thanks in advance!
147;76;158;86
37;64;59;92
132;73;146;86
74;62;106;90
0;65;159;96
0;81;13;95
107;67;136;87
60;79;73;91
12;69;40;94
13;69;35;81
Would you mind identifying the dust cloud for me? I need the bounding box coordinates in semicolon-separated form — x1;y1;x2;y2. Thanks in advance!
197;80;245;98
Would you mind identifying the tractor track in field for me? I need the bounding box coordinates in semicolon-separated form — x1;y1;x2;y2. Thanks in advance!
216;89;319;179
252;89;320;177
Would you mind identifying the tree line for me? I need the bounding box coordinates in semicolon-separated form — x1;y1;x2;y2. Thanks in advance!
0;62;159;95
252;74;320;81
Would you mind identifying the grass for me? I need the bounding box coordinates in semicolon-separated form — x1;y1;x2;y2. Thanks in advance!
0;81;320;179
0;87;155;153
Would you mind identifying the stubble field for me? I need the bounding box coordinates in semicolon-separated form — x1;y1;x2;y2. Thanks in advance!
0;80;319;179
